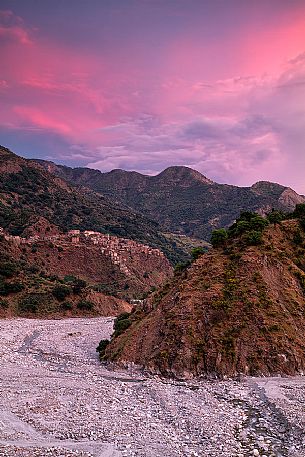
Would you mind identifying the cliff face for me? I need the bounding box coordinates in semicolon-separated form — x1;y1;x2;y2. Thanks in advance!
104;219;305;378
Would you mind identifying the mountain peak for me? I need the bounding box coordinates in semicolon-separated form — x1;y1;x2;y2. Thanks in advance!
156;166;213;185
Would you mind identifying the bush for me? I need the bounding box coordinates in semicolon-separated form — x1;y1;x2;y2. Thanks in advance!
174;261;190;273
245;230;262;245
211;229;228;247
77;300;94;311
63;275;76;283
27;265;40;274
249;216;269;231
52;285;71;301
233;220;251;235
293;204;305;219
0;261;18;278
300;218;305;232
191;247;206;261
229;212;269;237
18;295;41;313
267;210;285;224
96;339;110;358
0;299;9;309
113;312;132;337
72;278;87;294
61;301;73;310
0;281;24;296
293;230;303;245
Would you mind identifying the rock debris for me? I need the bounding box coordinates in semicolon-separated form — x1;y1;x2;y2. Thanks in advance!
0;317;304;456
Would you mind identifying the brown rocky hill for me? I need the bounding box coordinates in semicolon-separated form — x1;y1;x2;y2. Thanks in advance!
0;146;186;264
0;228;172;305
0;232;132;318
35;159;305;240
103;212;305;378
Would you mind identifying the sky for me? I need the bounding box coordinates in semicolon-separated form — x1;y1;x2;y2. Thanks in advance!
0;0;305;193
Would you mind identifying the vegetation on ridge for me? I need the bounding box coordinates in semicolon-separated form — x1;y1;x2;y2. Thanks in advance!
101;207;305;378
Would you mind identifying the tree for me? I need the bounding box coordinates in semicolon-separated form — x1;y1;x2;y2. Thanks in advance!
72;278;87;294
191;247;206;261
96;339;110;359
267;209;285;224
77;300;94;311
211;229;228;247
294;204;305;219
52;285;71;301
245;230;262;246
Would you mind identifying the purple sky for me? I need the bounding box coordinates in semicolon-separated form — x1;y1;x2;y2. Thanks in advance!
0;0;305;192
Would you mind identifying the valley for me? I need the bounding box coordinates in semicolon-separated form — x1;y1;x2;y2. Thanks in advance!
0;318;304;457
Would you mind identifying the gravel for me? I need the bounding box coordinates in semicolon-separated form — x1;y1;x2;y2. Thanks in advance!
0;317;304;456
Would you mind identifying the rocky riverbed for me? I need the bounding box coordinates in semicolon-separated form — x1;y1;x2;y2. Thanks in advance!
0;318;304;456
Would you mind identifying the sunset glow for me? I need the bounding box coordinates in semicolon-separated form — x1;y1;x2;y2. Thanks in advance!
1;0;305;192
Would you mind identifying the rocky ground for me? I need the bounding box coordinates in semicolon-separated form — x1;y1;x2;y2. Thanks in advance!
0;318;304;457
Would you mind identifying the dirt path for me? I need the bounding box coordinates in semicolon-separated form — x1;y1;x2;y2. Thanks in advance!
0;318;304;456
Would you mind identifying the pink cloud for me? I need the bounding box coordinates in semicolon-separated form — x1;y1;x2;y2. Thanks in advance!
0;9;32;44
14;106;72;135
1;6;305;194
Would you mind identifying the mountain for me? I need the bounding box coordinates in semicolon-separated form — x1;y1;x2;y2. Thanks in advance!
0;146;186;263
102;209;305;378
35;160;305;240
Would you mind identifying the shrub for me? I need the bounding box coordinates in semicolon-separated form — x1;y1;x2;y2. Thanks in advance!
293;203;305;219
0;261;18;278
113;312;132;336
293;230;303;245
77;300;94;311
245;230;262;246
174;261;190;273
27;265;40;274
0;299;9;309
300;218;305;232
0;281;24;296
72;278;87;294
96;339;110;358
61;301;73;310
248;216;269;231
267;210;285;224
49;275;59;282
211;229;228;247
63;275;76;283
18;295;41;313
229;212;269;237
238;211;257;222
191;247;206;261
52;284;71;301
233;220;251;235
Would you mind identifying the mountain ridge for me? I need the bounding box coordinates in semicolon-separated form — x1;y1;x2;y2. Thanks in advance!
0;146;187;263
34;158;305;240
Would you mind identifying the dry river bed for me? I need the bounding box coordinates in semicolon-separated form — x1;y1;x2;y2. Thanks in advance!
0;318;304;457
